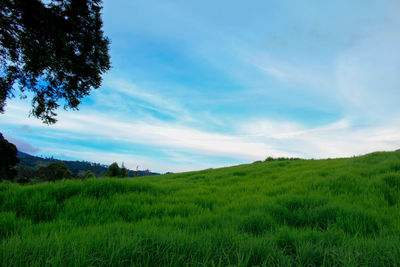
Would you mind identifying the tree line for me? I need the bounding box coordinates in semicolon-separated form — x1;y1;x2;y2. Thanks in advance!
1;133;157;184
17;151;110;177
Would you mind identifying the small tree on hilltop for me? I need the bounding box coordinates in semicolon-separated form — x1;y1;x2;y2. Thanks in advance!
38;161;72;182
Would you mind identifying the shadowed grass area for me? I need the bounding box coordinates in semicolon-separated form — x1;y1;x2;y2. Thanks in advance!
1;150;400;266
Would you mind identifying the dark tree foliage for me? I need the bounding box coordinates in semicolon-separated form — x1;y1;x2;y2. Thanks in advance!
120;168;129;177
38;161;72;181
0;0;111;124
0;133;20;181
105;162;129;178
16;165;38;183
105;162;121;177
120;162;129;177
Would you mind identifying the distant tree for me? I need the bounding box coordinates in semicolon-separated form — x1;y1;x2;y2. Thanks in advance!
120;162;129;178
38;161;72;182
105;162;121;177
0;133;20;181
264;156;300;162
135;166;139;177
0;0;111;124
265;156;275;162
105;162;129;178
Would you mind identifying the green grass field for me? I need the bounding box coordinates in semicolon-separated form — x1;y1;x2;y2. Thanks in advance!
1;151;400;266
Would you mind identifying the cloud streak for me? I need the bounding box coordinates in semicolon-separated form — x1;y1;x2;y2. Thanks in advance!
5;136;40;155
4;98;400;172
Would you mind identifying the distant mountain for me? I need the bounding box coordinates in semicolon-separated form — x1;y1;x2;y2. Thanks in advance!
17;151;159;177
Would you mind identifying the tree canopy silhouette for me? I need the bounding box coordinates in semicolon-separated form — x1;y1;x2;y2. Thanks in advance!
38;161;72;181
0;0;111;124
105;162;129;178
0;133;20;181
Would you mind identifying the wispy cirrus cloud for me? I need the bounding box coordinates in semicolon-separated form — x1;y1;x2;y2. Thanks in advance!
4;97;400;172
239;118;400;158
5;136;40;155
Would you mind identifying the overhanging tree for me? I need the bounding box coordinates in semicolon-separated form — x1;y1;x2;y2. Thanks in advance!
0;0;111;124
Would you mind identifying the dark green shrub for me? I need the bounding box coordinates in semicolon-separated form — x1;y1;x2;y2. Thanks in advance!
38;161;72;182
105;162;121;177
105;162;129;177
16;166;38;183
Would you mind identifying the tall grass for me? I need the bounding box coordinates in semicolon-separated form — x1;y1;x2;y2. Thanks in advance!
1;150;400;266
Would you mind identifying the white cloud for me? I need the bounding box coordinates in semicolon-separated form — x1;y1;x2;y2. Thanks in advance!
2;100;271;161
4;136;40;154
104;78;185;114
243;51;332;91
3;98;400;172
239;118;400;158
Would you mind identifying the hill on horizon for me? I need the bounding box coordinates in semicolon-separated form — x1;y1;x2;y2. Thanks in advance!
16;151;160;177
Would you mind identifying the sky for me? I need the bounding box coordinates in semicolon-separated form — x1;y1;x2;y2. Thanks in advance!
2;0;400;173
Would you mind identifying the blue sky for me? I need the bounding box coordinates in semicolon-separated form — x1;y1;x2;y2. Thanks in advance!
2;0;400;172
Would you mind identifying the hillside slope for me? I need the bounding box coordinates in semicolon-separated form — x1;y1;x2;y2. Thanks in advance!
1;150;400;266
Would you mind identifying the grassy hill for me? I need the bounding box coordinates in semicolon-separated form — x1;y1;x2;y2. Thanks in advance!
1;150;400;266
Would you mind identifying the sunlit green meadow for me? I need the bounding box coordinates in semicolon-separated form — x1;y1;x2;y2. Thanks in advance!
1;151;400;266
